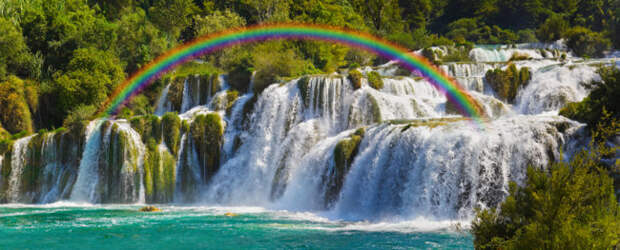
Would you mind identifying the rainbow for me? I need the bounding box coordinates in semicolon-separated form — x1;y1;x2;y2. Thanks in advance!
100;23;484;124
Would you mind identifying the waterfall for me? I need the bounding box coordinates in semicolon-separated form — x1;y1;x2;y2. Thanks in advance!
70;120;103;202
155;84;172;116
7;135;35;202
2;53;613;222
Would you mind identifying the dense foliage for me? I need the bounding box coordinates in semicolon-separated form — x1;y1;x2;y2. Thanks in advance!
0;0;618;135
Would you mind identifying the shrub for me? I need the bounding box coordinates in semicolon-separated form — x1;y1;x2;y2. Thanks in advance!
62;105;96;130
0;76;34;134
251;42;317;94
536;15;569;42
348;69;363;89
517;29;539;43
485;64;531;103
367;71;384;90
565;27;611;58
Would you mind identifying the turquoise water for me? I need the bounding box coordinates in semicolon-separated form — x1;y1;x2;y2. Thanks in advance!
0;204;473;249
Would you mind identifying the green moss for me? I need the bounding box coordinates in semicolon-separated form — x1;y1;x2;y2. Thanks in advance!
509;52;532;61
367;71;384;90
161;112;181;156
348;69;363;89
225;90;239;114
190;113;224;183
130;115;162;144
143;138;176;203
324;129;365;207
485;64;531;103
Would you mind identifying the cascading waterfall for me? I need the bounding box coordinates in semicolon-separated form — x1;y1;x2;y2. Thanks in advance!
70;120;104;202
155;83;172;116
2;49;615;222
6;135;35;203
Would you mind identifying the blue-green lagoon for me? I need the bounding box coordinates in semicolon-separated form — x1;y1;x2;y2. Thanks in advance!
0;204;472;249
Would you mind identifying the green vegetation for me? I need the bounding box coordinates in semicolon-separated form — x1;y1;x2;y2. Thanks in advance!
485;64;531;103
0;0;616;138
189;113;224;183
560;66;620;129
144;138;176;203
324;127;365;207
130;115;162;144
348;69;363;89
367;71;384;90
0;76;35;134
565;26;611;58
472;120;620;250
161;112;181;156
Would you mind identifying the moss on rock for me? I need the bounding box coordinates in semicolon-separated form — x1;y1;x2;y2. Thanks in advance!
297;76;311;107
161;112;181;156
324;128;365;207
144;138;176;203
485;64;531;103
367;71;384;90
190;113;224;183
130;115;162;144
348;69;363;89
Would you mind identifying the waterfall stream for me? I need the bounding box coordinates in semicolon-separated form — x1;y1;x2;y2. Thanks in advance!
1;45;615;222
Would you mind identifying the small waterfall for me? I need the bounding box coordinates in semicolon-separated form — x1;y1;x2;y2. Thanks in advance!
7;135;35;202
70;120;103;202
516;62;597;114
180;78;191;113
155;84;172;116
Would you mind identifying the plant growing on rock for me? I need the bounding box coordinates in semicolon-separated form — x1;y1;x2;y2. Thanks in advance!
485;64;531;103
161;112;181;155
190;113;224;183
323;127;365;207
348;69;363;89
367;71;384;90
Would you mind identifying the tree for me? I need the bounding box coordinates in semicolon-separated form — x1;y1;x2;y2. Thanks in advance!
149;0;198;39
472;119;620;249
54;47;125;114
0;76;34;134
536;15;569;42
0;17;39;80
564;26;611;58
115;8;169;73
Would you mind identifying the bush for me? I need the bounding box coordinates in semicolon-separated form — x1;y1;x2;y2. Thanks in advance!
62;105;96;130
348;69;363;89
517;29;539;43
565;27;611;58
0;76;34;134
367;71;384;90
472;122;620;250
485;64;531;103
251;42;318;94
560;66;620;128
536;15;569;42
509;52;532;61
